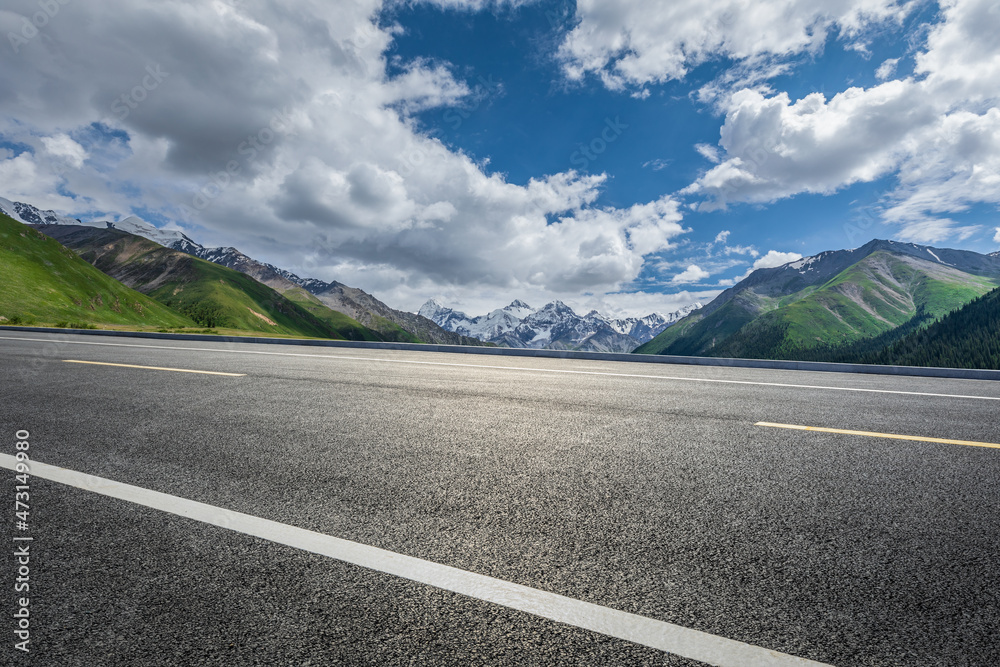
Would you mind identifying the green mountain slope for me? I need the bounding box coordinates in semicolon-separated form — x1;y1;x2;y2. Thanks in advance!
0;213;193;328
861;286;1000;369
636;241;1000;359
280;286;382;341
166;243;455;344
34;225;376;340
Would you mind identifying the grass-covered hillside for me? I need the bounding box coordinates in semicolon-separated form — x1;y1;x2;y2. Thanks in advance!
636;244;1000;360
35;224;378;340
0;212;194;328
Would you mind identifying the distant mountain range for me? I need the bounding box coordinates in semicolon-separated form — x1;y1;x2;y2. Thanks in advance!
419;299;701;353
0;197;486;346
636;239;1000;360
9;194;1000;369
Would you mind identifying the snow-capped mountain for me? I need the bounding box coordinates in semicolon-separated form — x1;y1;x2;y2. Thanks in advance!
418;299;532;341
0;196;80;226
604;305;701;341
106;215;198;248
1;197;200;249
420;299;702;352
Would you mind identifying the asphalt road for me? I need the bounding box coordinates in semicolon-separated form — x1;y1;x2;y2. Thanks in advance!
2;331;999;666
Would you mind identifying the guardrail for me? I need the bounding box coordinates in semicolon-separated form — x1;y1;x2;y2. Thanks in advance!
3;325;999;381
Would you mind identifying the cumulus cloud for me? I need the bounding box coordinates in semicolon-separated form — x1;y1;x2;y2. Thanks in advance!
0;0;689;311
558;0;910;89
671;264;711;284
40;134;88;169
994;227;1000;244
683;0;1000;242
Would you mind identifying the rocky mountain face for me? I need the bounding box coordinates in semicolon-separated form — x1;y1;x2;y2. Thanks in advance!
419;299;701;353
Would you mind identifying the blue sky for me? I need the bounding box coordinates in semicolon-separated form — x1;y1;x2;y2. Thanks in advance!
1;0;998;316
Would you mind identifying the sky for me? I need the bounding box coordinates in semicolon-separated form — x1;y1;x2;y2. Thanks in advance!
1;0;999;318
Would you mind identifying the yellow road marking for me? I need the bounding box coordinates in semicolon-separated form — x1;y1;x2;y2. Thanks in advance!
756;421;1000;450
63;360;244;377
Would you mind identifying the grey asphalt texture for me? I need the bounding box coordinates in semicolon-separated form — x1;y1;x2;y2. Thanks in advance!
2;331;1000;666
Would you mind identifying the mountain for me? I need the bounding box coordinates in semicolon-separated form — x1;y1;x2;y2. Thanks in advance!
4;196;487;345
153;242;393;342
860;285;1000;370
33;224;379;340
418;299;534;341
154;226;483;345
0;197;199;248
298;280;487;346
635;239;1000;359
0;196;81;226
0;212;193;329
604;305;702;342
419;299;701;353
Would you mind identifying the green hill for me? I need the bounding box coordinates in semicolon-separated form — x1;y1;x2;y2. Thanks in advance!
0;212;193;328
636;240;1000;360
35;224;378;340
279;286;382;341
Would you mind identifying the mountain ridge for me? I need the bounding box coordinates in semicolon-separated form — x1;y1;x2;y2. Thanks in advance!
420;298;701;352
2;196;486;346
32;224;379;340
636;239;1000;358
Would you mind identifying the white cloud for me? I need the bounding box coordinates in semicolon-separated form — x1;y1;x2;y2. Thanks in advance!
671;264;711;284
994;227;1000;243
713;230;730;244
558;0;910;89
642;158;671;171
0;0;691;311
875;57;900;80
713;248;803;286
683;0;1000;242
683;82;932;209
753;250;803;269
696;143;721;164
40;134;88;169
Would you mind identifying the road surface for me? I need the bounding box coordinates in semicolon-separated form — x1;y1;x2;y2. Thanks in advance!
2;331;999;666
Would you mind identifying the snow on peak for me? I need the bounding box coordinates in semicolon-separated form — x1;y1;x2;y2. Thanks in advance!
424;298;703;350
418;299;452;321
105;215;194;247
0;196;202;250
0;196;80;226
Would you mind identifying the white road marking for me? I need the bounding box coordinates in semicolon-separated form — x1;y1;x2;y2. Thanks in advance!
0;453;830;667
63;359;246;376
3;334;999;402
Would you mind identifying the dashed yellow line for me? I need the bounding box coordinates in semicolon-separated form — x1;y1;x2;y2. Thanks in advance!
63;360;244;377
756;421;1000;450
